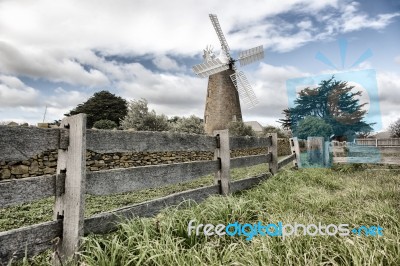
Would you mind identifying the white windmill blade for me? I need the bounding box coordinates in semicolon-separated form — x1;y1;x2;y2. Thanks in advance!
209;14;231;59
230;71;259;108
192;58;229;78
238;45;264;67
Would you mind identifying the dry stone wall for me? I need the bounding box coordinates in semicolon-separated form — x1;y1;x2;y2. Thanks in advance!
0;138;291;180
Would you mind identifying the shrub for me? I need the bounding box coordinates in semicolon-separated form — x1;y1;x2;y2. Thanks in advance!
93;119;117;130
228;121;255;137
169;115;205;134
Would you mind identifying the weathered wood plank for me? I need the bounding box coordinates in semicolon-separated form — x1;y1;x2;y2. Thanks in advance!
53;114;87;264
229;136;272;150
290;137;301;168
213;129;230;195
1;172;272;262
0;127;67;162
268;133;278;174
0;220;62;265
86;130;217;153
86;160;220;196
230;154;271;169
0;175;56;208
278;154;296;169
333;157;400;165
84;184;221;235
230;174;271;193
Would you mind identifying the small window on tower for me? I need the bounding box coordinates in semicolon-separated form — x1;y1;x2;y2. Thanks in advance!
232;115;237;122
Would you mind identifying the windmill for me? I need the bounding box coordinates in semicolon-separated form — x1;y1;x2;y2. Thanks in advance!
192;14;264;135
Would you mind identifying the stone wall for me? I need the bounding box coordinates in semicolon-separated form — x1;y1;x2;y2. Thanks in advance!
0;138;291;180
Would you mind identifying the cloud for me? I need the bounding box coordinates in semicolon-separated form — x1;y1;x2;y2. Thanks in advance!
236;63;309;125
115;62;207;116
152;55;185;72
377;71;400;114
297;20;313;30
0;75;39;107
0;42;109;87
323;2;400;34
395;56;400;64
0;0;398;127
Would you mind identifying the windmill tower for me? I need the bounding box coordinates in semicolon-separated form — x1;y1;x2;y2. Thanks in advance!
192;14;264;135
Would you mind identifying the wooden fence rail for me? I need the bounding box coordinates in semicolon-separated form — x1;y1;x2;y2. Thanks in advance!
0;115;296;265
355;138;400;147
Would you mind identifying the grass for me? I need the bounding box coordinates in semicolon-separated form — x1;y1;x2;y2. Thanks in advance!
0;162;271;232
5;162;399;265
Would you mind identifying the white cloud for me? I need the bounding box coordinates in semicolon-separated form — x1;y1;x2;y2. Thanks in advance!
297;20;313;30
0;42;110;87
323;2;400;34
152;55;185;72
376;71;400;128
0;75;39;107
0;0;398;127
0;0;339;57
395;56;400;64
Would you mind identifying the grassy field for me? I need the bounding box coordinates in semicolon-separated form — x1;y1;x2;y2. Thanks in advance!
4;164;400;265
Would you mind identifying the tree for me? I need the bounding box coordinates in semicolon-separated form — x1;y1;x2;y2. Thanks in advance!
228;121;255;136
121;98;170;131
389;118;400;137
279;77;373;140
277;109;292;130
170;115;205;134
262;125;287;138
93;119;117;130
296;116;333;140
66;90;127;128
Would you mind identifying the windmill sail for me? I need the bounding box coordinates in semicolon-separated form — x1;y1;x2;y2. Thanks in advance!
230;71;259;108
238;45;264;67
192;58;230;78
209;14;231;58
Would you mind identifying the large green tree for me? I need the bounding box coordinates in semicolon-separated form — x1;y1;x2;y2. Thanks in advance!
121;98;170;131
297;116;333;140
279;77;374;140
66;90;127;128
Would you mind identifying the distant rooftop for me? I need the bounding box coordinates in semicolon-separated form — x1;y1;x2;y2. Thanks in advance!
370;131;391;139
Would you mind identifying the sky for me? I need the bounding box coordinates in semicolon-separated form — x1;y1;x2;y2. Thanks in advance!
0;0;399;131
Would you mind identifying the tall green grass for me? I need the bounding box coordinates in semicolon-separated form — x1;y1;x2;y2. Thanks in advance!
75;168;399;265
6;165;400;265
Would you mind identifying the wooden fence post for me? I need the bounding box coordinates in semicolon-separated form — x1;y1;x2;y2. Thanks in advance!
268;133;278;174
53;114;86;265
307;137;324;166
213;129;230;195
324;141;331;167
290;137;301;168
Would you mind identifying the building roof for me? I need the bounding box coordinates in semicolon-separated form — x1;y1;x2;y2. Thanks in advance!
244;121;263;132
370;131;391;139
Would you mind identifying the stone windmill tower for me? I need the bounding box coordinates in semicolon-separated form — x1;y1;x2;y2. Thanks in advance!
192;14;265;135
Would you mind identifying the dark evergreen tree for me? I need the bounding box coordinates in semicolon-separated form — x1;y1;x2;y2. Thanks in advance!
277;109;292;130
65;91;127;128
279;77;374;140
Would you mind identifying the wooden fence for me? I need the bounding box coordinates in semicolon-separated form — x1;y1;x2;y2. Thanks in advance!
0;114;296;265
290;137;400;166
355;138;400;147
